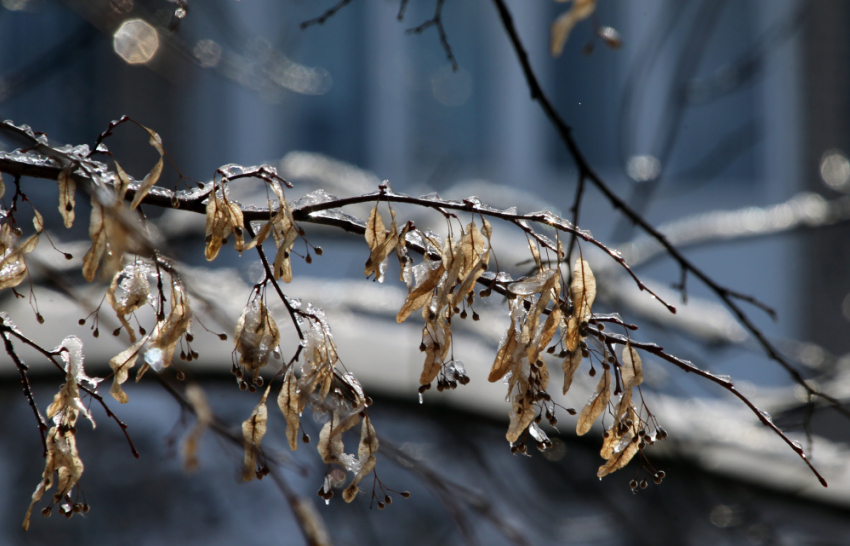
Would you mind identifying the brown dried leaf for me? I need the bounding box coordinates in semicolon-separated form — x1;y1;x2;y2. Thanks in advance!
576;368;610;436
621;342;643;389
183;384;212;472
562;349;582;394
129;127;164;210
570;258;596;320
277;369;300;451
506;392;535;443
0;232;38;291
242;385;270;481
272;201;298;282
343;417;379;503
488;326;520;382
396;261;445;323
32;209;44;233
550;0;597;56
364;204;398;281
317;410;360;465
234;299;280;382
109;334;150;403
82;198;107;282
23;425;84;530
148;280;192;368
113;160;132;201
58;168;76;228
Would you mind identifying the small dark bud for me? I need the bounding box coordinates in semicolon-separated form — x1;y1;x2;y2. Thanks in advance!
222;238;228;245
640;479;648;489
41;507;51;517
64;253;73;260
549;417;558;426
113;327;122;337
567;408;577;416
305;254;313;264
297;227;306;236
472;311;480;321
302;433;310;443
511;445;519;454
36;313;44;324
73;503;83;514
365;396;373;406
597;323;605;331
559;350;569;358
65;203;73;212
139;327;147;335
256;376;264;387
248;384;257;393
384;495;392;505
460;309;468;319
581;349;590;358
453;306;461;314
234;226;243;236
656;470;666;479
315;247;323;255
78;318;86;325
377;502;385;510
589;367;596;377
93;328;99;338
219;333;227;341
400;491;411;499
176;371;185;381
82;503;90;513
239;381;248;391
419;342;427;352
186;333;194;342
546;345;556;354
653;475;663;484
630;480;638;490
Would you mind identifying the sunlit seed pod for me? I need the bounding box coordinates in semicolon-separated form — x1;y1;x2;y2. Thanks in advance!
579;340;587;349
630;480;638;490
654;475;662;484
36;313;44;324
549;417;558;426
638;429;645;436
185;352;193;362
598;333;605;342
418;385;426;394
315;247;323;256
139;326;147;336
479;288;491;297
192;350;199;359
437;383;444;392
64;253;73;260
453;306;461;314
467;294;474;305
657;427;668;439
248;384;257;393
186;333;194;342
546;345;556;354
234;226;243;236
460;310;468;319
113;327;122;337
41;507;52;517
73;503;83;514
218;333;227;341
519;443;527;454
589;367;596;377
93;328;100;338
567;408;577;415
256;376;264;387
305;254;313;264
640;479;648;489
657;470;666;479
365;396;373;406
82;503;90;513
401;491;411;499
78;318;86;326
239;381;248;391
180;350;187;360
176;371;185;381
472;312;480;321
385;495;392;505
534;414;543;424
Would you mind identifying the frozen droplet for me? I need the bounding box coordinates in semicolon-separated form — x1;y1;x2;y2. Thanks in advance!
714;374;733;384
757;409;772;423
144;348;164;372
418;392;424;404
324;498;330;506
174;7;186;18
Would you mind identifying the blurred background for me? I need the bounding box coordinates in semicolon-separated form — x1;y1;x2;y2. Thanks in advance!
2;0;850;544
